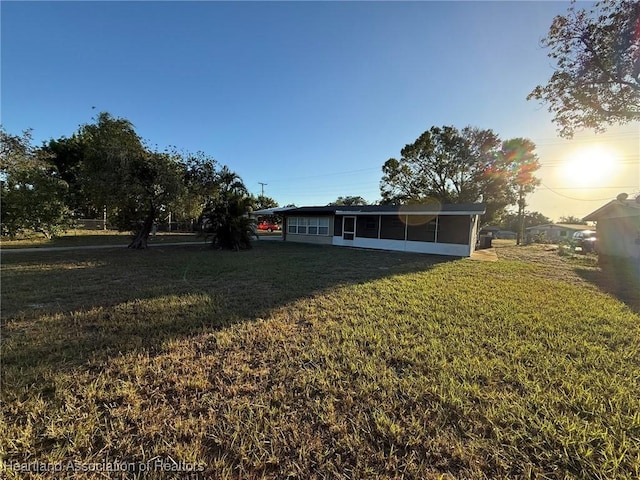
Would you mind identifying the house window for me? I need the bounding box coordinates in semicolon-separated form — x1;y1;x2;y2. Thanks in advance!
288;217;297;234
297;217;308;234
318;217;329;235
288;217;330;236
560;231;567;237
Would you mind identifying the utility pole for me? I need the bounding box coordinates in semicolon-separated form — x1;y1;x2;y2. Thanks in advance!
258;182;267;196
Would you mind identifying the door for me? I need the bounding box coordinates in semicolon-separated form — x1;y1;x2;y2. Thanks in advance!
343;216;355;241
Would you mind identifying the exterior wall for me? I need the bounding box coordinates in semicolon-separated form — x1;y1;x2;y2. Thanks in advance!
597;216;640;259
285;215;334;245
287;234;334;245
526;226;579;242
469;215;480;254
332;237;469;256
286;212;478;257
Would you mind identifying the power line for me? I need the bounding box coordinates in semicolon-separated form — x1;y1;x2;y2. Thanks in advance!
263;167;379;184
538;182;632;201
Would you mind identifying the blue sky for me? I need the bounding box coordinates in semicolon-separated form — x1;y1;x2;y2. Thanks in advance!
2;1;638;219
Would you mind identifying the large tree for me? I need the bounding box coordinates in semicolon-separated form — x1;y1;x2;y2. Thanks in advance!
1;128;71;238
78;113;184;249
328;196;368;206
528;1;640;137
380;126;540;223
42;135;93;218
170;151;220;229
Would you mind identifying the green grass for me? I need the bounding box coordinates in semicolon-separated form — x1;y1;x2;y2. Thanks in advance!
1;242;639;479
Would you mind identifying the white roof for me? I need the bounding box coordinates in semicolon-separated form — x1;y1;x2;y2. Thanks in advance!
251;207;295;216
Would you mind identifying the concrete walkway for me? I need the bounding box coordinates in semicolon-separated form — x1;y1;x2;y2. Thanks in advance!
469;248;498;262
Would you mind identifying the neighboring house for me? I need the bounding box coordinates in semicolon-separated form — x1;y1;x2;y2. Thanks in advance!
495;230;517;240
583;197;640;262
479;225;501;236
279;203;486;257
525;223;593;243
479;226;516;239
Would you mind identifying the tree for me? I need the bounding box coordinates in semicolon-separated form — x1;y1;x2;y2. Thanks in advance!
528;1;640;137
496;210;552;233
1;128;71;238
201;167;255;250
380;126;540;224
171;151;220;229
500;138;541;244
328;196;368;206
558;215;587;225
78;112;184;249
42;135;93;218
253;194;279;211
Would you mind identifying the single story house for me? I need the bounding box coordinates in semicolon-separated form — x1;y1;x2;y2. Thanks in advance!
525;223;593;243
495;230;517;240
279;203;486;257
583;197;640;262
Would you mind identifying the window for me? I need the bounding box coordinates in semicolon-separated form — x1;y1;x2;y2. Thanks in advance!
297;217;308;234
560;231;567;237
318;217;329;235
287;217;330;236
288;217;297;234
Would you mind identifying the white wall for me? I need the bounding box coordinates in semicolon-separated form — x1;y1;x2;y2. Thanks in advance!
332;237;469;256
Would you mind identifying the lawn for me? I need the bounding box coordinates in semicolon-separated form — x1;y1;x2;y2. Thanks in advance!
1;242;639;479
0;230;204;249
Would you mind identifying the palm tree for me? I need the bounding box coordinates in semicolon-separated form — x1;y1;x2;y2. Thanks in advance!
201;167;255;250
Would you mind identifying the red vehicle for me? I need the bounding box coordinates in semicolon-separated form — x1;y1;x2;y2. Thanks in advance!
257;221;280;232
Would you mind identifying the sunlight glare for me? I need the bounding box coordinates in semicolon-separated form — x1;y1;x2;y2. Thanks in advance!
561;145;619;187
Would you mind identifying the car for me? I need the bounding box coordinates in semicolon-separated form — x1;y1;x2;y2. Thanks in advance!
257;221;280;232
572;230;597;253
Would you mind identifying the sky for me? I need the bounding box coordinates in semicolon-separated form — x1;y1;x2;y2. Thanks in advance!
2;1;639;221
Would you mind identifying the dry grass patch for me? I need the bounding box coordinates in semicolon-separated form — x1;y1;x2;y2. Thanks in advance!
0;230;202;249
2;242;639;479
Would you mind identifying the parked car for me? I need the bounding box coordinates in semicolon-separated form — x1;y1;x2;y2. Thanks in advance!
257;221;280;232
572;230;597;253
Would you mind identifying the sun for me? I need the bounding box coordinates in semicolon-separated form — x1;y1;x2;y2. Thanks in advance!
561;145;619;187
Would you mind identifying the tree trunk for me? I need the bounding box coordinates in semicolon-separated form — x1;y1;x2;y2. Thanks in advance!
517;187;525;246
128;206;155;249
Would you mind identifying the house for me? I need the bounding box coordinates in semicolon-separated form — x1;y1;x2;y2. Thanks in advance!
525;223;593;243
583;196;640;262
495;230;517;240
279;203;486;257
479;225;501;236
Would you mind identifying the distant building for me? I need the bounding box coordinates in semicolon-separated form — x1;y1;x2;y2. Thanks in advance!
525;223;593;243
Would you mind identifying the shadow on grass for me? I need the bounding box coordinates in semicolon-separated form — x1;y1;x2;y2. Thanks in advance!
573;257;640;314
1;241;455;380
